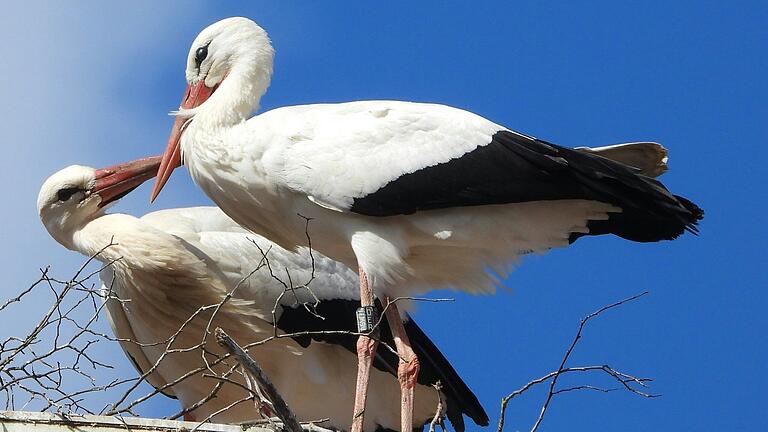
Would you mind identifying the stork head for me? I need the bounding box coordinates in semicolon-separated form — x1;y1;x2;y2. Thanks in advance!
183;17;273;99
151;17;274;202
38;156;161;249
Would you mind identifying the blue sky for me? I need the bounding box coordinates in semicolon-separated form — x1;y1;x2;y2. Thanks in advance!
2;1;766;430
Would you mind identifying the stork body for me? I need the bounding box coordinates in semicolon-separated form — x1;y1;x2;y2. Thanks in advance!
37;162;488;431
181;101;682;299
151;17;703;432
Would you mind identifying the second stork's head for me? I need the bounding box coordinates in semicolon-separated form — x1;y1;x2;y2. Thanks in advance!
38;156;161;249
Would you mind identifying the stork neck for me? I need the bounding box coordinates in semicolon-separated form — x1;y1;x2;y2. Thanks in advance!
42;212;102;252
193;62;271;130
71;214;141;261
47;225;79;252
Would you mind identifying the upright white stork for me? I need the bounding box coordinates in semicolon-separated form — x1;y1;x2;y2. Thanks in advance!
37;157;489;431
149;17;703;432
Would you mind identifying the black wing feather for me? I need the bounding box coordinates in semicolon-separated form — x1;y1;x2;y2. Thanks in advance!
276;299;488;430
351;130;703;242
403;316;489;429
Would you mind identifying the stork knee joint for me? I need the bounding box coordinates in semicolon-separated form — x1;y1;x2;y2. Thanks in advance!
398;357;421;389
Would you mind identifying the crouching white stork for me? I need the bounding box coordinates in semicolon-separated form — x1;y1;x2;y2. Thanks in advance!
37;157;489;431
149;17;703;432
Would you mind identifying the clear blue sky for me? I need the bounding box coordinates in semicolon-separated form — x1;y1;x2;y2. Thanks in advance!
2;1;765;430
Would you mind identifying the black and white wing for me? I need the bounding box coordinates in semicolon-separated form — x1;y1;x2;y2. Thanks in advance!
276;299;489;430
141;206;488;430
266;101;701;242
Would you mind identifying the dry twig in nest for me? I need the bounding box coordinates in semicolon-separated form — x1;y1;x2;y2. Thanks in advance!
215;328;303;432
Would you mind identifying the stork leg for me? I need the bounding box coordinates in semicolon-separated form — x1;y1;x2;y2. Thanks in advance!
384;298;420;432
351;268;378;432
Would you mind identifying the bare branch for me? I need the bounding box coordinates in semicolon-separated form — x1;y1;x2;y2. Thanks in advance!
3;225;658;432
215;328;302;432
428;381;445;432
497;291;655;432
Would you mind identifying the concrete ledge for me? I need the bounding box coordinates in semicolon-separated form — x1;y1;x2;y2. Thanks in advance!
0;411;274;432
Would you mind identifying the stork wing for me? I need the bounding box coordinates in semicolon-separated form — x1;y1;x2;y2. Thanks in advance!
263;101;501;213
276;299;489;428
191;227;490;428
101;280;175;399
575;142;668;178
140;206;488;427
262;101;700;241
140;207;359;315
139;206;248;236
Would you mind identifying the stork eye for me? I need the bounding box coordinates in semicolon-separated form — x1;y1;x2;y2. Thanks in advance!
194;44;209;68
57;187;81;202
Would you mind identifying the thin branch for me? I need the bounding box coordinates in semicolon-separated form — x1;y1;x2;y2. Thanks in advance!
497;291;653;432
215;328;302;432
428;382;445;432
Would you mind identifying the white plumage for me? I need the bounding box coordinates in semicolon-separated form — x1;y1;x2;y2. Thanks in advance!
150;17;701;431
38;161;489;431
154;18;698;297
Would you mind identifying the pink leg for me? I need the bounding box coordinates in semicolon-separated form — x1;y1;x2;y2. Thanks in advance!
384;298;420;432
351;268;378;432
183;412;196;422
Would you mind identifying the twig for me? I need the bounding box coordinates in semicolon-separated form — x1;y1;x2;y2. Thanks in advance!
2;229;458;424
428;382;445;432
497;291;653;432
215;328;303;432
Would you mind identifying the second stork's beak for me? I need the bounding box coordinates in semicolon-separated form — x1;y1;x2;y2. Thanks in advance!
150;79;218;202
94;156;162;208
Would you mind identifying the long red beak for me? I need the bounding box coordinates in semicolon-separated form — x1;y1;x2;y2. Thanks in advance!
150;80;218;203
94;155;162;208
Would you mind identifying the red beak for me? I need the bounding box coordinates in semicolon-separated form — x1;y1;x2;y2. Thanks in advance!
94;155;162;208
150;79;218;203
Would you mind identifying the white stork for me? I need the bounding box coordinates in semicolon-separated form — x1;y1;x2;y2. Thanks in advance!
37;157;489;431
149;17;703;432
